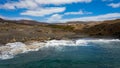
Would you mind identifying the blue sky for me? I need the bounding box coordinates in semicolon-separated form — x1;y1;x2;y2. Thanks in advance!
0;0;120;23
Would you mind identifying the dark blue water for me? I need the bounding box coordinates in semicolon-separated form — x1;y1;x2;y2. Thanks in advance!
0;41;120;68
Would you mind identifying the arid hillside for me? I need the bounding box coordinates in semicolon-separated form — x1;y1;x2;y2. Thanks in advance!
0;18;120;44
0;18;76;44
81;19;120;38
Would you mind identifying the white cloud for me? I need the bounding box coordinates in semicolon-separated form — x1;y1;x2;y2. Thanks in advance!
16;0;39;9
0;0;92;17
0;3;16;10
0;0;39;9
64;10;92;15
21;7;66;17
0;0;92;10
60;13;120;22
47;10;92;23
108;2;120;8
47;14;62;23
34;0;92;5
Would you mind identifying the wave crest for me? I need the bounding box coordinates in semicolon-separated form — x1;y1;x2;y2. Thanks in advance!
0;39;120;60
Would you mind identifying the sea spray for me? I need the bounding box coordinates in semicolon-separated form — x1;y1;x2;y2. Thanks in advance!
0;39;120;60
0;42;45;60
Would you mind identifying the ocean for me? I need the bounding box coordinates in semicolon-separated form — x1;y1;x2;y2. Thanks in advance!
0;39;120;68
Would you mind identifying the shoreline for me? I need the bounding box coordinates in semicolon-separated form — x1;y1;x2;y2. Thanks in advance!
0;35;119;45
0;36;119;45
0;38;120;60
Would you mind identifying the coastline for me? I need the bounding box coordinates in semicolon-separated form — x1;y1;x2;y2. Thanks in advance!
0;18;120;45
0;38;120;60
0;33;119;45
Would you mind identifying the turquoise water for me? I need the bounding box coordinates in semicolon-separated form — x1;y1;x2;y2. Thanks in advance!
0;40;120;68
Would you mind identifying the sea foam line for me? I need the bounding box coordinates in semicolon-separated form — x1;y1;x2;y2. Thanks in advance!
0;39;120;60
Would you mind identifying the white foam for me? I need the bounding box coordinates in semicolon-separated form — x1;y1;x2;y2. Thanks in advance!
76;39;120;44
0;39;120;60
0;42;45;60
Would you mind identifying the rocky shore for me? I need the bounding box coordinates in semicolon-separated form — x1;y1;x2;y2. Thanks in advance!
0;18;120;44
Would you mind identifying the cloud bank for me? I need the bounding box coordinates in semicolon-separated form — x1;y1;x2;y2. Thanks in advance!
0;0;92;9
47;13;120;23
21;7;66;17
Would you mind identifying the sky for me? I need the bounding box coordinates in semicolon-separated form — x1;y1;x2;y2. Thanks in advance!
0;0;120;23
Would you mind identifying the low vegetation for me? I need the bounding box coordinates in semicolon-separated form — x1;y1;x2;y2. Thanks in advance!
0;18;120;44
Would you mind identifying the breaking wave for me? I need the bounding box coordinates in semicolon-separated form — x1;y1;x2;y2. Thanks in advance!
0;39;120;60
